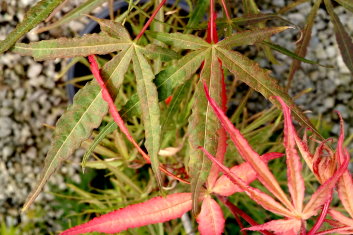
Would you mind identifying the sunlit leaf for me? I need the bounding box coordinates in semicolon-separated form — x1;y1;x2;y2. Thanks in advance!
132;45;162;188
197;196;225;235
325;0;353;74
22;81;108;212
12;34;131;61
60;193;192;235
217;26;291;49
0;0;65;54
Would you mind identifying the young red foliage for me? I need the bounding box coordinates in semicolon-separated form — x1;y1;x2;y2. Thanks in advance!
202;82;350;233
197;195;225;235
60;193;192;235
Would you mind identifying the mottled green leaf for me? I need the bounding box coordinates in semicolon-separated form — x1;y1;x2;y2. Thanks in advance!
82;46;134;168
36;0;106;33
216;46;322;138
188;47;223;214
155;49;208;101
0;0;65;54
132;45;162;188
217;26;291;49
23;81;108;211
147;31;210;50
325;0;353;74
141;44;180;62
12;34;131;61
86;15;131;40
288;0;321;87
334;0;353;12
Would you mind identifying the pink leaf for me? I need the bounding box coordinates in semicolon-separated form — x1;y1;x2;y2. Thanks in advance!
212;152;283;196
203;83;293;210
60;193;192;235
303;151;349;218
276;96;305;212
329;209;353;227
197;196;225;235
336;112;353;218
244;219;301;234
199;147;294;218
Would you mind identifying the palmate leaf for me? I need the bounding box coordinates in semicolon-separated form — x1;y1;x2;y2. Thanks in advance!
147;31;210;50
12;34;131;61
60;193;192;235
197;196;225;235
22;81;108;211
188;47;222;213
215;46;322;138
36;0;107;33
132;45;162;188
325;0;353;74
0;0;65;54
217;26;291;49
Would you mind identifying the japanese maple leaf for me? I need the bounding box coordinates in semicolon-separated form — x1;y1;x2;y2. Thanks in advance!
201;83;350;234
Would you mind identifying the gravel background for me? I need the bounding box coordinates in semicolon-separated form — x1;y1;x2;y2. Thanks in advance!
0;0;352;234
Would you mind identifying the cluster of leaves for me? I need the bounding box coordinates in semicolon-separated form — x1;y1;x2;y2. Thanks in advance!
1;0;352;234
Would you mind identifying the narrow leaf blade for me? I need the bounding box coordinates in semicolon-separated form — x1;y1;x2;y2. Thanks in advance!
197;196;225;235
334;0;353;12
276;97;305;212
188;48;222;213
148;31;210;50
133;46;162;188
217;26;291;49
0;0;65;54
216;46;322;139
60;193;192;235
325;0;353;74
245;219;301;234
22;81;108;211
12;34;131;61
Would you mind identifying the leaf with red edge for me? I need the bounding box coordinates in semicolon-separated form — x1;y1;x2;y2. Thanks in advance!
336;113;353;218
197;196;225;235
60;193;192;235
199;146;294;218
212;152;283;196
244;219;301;234
203;83;293;211
303;152;349;218
329;209;353;227
276;96;305;212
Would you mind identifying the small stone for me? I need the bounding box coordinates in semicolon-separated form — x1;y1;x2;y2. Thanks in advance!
2;146;14;159
335;104;349;119
325;46;336;58
288;13;305;25
0;107;13;116
272;0;285;7
0;117;13;138
324;97;335;109
27;63;42;79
